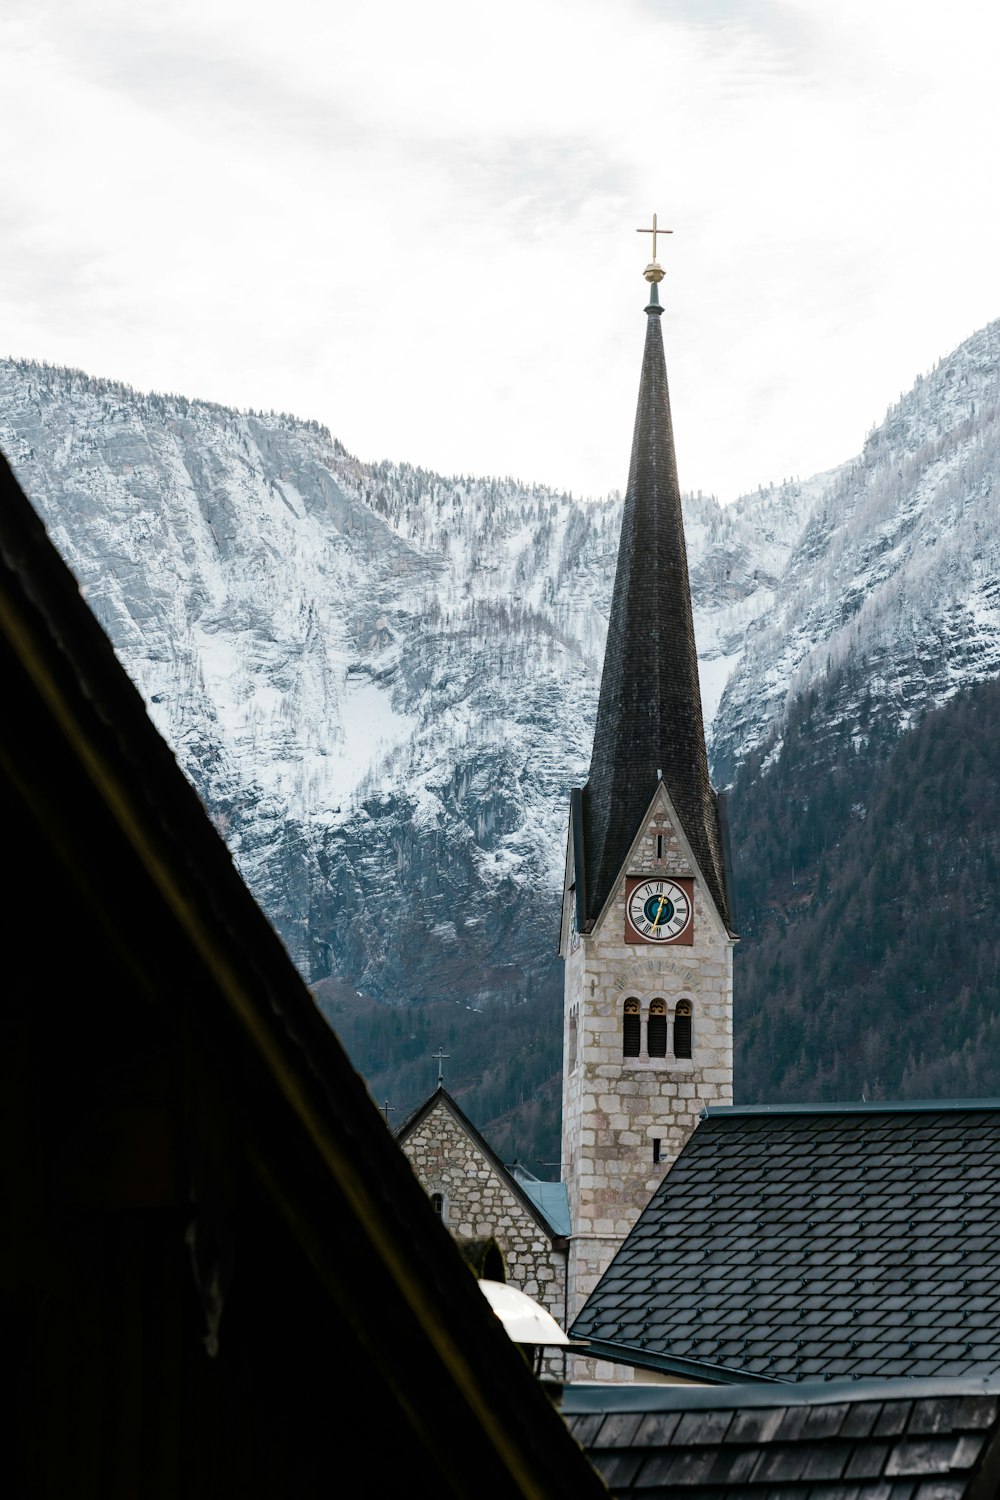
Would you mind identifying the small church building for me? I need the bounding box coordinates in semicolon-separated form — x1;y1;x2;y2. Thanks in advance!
398;1085;570;1372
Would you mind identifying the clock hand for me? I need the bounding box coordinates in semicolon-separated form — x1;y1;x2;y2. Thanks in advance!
651;895;667;931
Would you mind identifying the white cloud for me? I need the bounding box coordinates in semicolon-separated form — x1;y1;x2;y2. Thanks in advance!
1;0;998;501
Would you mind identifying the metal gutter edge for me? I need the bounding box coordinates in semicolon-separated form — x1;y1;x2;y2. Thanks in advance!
574;1339;784;1386
705;1099;1000;1117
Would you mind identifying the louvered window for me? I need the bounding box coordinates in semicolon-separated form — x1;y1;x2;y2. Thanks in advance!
674;1000;693;1059
647;999;667;1057
623;998;641;1058
568;1008;578;1073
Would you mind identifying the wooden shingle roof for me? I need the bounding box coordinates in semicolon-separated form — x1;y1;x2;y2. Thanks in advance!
563;1376;1000;1498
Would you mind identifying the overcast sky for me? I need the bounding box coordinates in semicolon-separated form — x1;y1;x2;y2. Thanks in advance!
3;0;999;503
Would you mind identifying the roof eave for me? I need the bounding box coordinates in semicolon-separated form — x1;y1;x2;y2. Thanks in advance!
704;1098;1000;1117
572;1338;785;1386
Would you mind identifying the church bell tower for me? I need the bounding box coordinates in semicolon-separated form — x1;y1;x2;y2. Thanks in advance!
560;222;736;1324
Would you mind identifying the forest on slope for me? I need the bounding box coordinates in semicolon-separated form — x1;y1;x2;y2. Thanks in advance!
8;345;1000;1172
338;669;1000;1169
315;973;563;1168
731;671;1000;1103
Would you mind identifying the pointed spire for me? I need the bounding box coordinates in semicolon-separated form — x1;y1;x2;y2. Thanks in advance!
580;270;733;932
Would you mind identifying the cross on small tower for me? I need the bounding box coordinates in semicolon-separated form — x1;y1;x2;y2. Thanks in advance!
636;212;673;262
432;1048;450;1088
381;1099;396;1123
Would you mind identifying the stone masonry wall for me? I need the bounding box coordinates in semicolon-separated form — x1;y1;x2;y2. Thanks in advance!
562;789;734;1377
401;1098;568;1377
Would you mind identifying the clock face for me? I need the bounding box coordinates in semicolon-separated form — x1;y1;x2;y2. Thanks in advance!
625;878;693;944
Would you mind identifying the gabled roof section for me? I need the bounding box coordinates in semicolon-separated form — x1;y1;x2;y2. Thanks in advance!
563;1376;1000;1499
398;1086;570;1243
0;447;601;1499
510;1164;571;1239
581;284;732;933
570;1101;1000;1383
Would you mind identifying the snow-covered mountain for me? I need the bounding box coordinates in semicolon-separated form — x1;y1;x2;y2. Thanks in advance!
0;359;798;997
711;320;1000;782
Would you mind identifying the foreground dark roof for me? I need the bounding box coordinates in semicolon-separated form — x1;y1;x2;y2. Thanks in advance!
581;284;732;932
0;447;603;1499
563;1376;1000;1498
571;1101;1000;1383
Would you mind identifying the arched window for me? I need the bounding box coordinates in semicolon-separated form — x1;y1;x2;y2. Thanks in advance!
623;998;641;1058
568;1007;578;1073
674;1000;693;1060
430;1192;445;1217
647;999;667;1057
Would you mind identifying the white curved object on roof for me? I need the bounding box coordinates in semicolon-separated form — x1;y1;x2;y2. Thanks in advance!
478;1279;570;1346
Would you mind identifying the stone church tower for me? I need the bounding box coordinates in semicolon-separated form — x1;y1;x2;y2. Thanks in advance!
560;244;737;1326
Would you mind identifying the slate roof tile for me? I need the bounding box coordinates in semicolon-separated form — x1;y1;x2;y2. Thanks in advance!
571;1104;1000;1382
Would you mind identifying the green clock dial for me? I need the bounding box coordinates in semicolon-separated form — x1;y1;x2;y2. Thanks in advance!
626;879;691;942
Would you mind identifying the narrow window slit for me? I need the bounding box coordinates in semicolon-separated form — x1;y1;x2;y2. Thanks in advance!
674;1000;693;1059
648;999;667;1058
623;998;641;1058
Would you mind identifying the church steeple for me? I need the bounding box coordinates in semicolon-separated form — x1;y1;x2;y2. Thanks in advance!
580;254;733;934
560;231;736;1367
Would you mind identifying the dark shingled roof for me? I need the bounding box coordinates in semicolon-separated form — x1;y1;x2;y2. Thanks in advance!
581;285;732;932
0;446;605;1499
570;1101;1000;1383
562;1376;1000;1499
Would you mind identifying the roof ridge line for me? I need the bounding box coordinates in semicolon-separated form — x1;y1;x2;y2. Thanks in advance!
707;1098;1000;1117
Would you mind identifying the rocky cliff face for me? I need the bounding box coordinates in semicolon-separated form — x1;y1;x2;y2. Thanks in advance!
0;358;798;1004
4;314;1000;1136
711;320;1000;783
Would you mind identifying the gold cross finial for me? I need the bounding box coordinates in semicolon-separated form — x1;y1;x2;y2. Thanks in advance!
637;213;671;283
